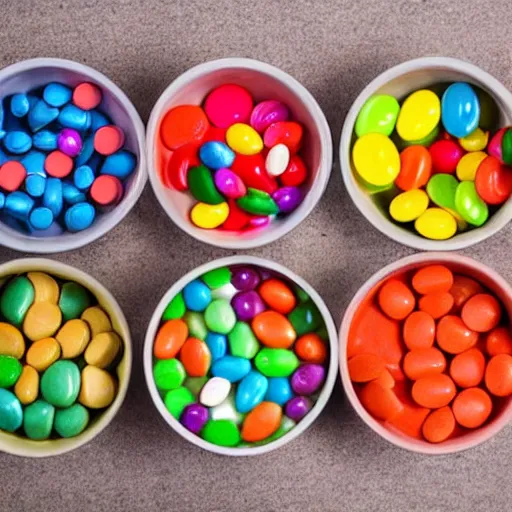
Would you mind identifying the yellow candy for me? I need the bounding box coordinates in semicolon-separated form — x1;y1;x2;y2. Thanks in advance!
84;331;122;369
23;302;62;341
396;90;441;141
56;319;91;359
389;189;429;222
226;123;263;155
79;365;117;409
81;306;112;338
14;365;39;405
459;128;489;152
26;337;61;372
415;208;457;240
191;201;229;229
353;133;400;186
456;151;487;181
27;272;60;304
0;322;25;359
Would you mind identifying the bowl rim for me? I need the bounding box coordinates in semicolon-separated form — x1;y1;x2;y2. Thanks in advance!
143;255;338;456
146;57;333;250
338;251;512;454
0;257;132;457
0;57;147;254
339;56;512;251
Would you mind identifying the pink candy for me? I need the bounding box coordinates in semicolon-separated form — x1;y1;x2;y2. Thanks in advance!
488;127;506;162
250;100;289;133
429;139;464;174
204;84;253;128
214;168;246;198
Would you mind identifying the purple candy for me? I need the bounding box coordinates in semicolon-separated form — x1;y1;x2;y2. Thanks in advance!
285;396;312;421
248;216;271;228
250;100;290;133
291;364;325;395
180;403;209;434
231;290;266;321
272;186;302;213
231;266;260;291
58;128;83;157
214;168;246;198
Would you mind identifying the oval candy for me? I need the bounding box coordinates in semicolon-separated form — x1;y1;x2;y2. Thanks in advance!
442;82;480;138
204;84;253;128
235;371;268;413
199;141;235;170
475;155;512;205
395;145;432;191
456;151;487;181
200;376;231;407
415;208;457;240
459;128;489;152
355;94;400;137
263;121;303;154
226;123;263;155
454;181;489;226
78;365;116;409
266;143;290;177
250;100;289;133
190;201;229;229
26;337;61;372
389;189;429;223
396;90;441;141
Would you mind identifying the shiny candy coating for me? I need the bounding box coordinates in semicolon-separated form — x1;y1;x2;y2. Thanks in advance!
190;201;229;229
211;356;252;382
199;141;235;170
231;153;278;194
280;154;308;187
40;360;80;408
475;155;512;205
285;396;312;421
454;181;489;226
231;291;266;322
290;364;325;395
188;165;224;205
57;129;82;157
488;127;505;162
426;173;458;211
266;144;290;177
204;84;253;129
395;145;432;191
264;377;294;406
429;139;464;174
23;400;55;440
214;168;246;199
78;365;117;409
237;188;279;216
232;267;260;290
459;128;488;152
456;151;487;181
415;208;457;240
235;371;268;413
181;404;209;434
272;186;302;213
200;376;231;407
43;83;72;107
263;121;303;154
226;123;263;156
355;94;400;137
160;105;209;150
0;388;23;432
249;100;290;134
0;355;22;388
442;82;480;138
54;404;89;438
29;100;59;132
501;129;512;165
396;90;441;141
389;189;428;223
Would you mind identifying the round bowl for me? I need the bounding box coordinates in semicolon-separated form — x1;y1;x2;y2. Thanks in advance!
0;258;132;457
339;252;512;454
340;56;512;251
144;255;338;455
0;58;147;253
146;58;333;249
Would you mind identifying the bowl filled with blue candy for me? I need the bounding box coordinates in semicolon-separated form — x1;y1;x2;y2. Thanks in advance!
0;58;146;253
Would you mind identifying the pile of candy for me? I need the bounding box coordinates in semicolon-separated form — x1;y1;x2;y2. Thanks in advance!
152;264;329;447
158;84;309;231
352;82;512;240
348;264;512;443
0;81;137;234
0;271;122;439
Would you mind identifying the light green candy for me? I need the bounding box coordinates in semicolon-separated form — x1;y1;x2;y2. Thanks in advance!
41;361;80;408
202;267;232;289
185;376;208;397
154;359;186;391
59;282;90;321
0;276;34;327
426;174;458;210
184;311;207;340
0;355;22;388
455;181;489;227
210;391;244;425
162;293;185;320
23;400;55;440
355;94;400;137
202;419;241;447
288;301;323;336
228;322;260;359
255;348;299;377
54;404;90;438
204;299;236;334
164;387;195;419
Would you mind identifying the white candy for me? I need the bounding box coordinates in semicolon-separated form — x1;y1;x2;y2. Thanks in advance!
210;392;244;424
265;143;290;176
211;283;237;301
199;376;231;407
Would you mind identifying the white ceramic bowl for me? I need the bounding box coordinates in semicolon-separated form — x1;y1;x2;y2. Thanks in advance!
0;58;147;253
340;57;512;251
144;255;338;455
146;58;333;249
0;258;132;457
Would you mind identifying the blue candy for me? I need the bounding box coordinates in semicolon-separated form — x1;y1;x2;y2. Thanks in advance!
100;150;136;179
64;202;95;232
28;100;59;132
33;130;57;151
28;221;63;237
25;174;46;197
0;192;5;209
43;83;72;107
211;356;251;383
3;131;32;154
21;151;46;176
62;182;86;204
5;191;34;221
205;333;227;361
43;178;63;216
235;371;268;413
264;377;294;406
88;153;103;173
90;110;109;131
75;136;94;166
441;82;480;138
29;206;54;230
199;141;235;170
58;105;91;131
10;94;33;118
74;165;95;190
183;280;212;312
0;147;8;166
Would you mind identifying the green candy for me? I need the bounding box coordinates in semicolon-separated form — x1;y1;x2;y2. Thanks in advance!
295;286;310;303
54;404;90;438
316;325;329;341
426;174;458;210
502;129;512;166
41;361;80;408
455;181;489;227
185;376;208;397
201;419;241;447
0;355;22;388
355;94;400;137
244;416;296;447
255;348;299;377
188;165;225;205
59;282;90;321
204;299;236;334
153;359;186;391
237;188;279;215
202;267;231;289
162;292;186;320
184;311;207;340
288;301;323;336
164;387;195;419
0;276;34;326
0;389;22;432
23;400;55;440
228;321;260;359
477;87;499;131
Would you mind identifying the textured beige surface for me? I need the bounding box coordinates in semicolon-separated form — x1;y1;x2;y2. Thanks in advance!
2;0;512;510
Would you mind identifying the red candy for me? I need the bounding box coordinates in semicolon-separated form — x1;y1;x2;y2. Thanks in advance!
201;126;227;144
90;175;123;206
94;125;125;156
160;105;209;151
475;155;512;205
162;144;200;191
280;154;308;187
221;199;251;231
231;153;278;194
73;82;102;110
0;161;26;191
429;139;464;174
44;151;73;178
263;121;303;154
204;84;253;128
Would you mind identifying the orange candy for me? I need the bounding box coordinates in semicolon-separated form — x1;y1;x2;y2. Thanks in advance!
179;337;211;377
411;374;456;408
0;161;26;191
160;105;210;151
395;145;432;191
450;275;483;310
378;279;415;320
44;150;73;178
251;311;296;348
449;348;485;388
403;347;446;380
461;294;502;333
241;402;282;442
295;333;327;364
374;369;395;389
94;125;125;156
90;175;123;206
485;354;512;396
154;319;188;359
418;292;454;319
348;353;385;382
359;381;403;421
452;388;492;428
412;265;453;295
485;326;512;356
258;279;296;314
422;406;456;443
403;311;435;350
436;315;478;354
73;82;102;110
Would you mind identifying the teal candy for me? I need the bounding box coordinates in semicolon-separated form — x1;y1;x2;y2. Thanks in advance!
21;151;46;177
100;150;136;179
75;136;94;167
28;100;59;132
43;177;63;217
235;371;268;413
205;332;228;360
0;389;23;432
5;191;35;221
23;400;55;440
59;281;90;321
41;361;81;407
228;321;259;358
43;83;72;107
10;94;31;118
62;183;86;205
33;130;58;151
3;130;32;154
90;110;110;131
265;377;294;406
0;355;22;388
211;356;251;383
58;105;91;131
0;275;35;327
54;404;90;438
183;280;212;312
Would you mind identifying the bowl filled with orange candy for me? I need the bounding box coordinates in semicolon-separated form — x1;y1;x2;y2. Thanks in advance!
339;252;512;454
